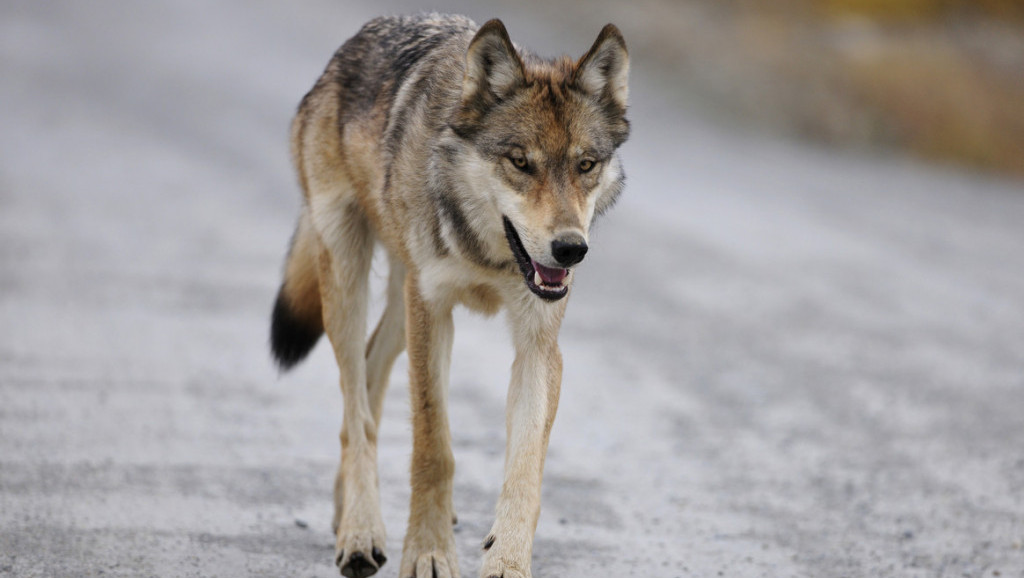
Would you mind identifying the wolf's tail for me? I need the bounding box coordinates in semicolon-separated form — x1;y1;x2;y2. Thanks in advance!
270;212;323;370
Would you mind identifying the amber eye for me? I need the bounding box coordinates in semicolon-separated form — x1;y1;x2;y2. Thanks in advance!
509;152;529;171
579;159;595;173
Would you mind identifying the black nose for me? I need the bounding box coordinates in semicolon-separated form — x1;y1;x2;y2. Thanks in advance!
551;234;588;267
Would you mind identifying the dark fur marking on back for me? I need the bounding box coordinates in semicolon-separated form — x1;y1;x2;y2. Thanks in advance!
326;15;473;128
382;19;459;148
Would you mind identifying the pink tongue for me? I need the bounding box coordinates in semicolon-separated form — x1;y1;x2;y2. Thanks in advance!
532;260;568;285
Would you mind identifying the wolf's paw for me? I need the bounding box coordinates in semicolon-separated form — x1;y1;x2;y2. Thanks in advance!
479;546;530;578
335;529;387;578
479;564;530;578
400;534;459;578
400;550;459;578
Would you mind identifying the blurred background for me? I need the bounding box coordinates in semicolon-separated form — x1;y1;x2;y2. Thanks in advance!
604;0;1024;175
2;1;1023;577
517;0;1024;177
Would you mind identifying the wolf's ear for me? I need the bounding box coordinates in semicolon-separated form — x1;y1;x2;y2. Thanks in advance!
575;24;629;111
461;19;525;106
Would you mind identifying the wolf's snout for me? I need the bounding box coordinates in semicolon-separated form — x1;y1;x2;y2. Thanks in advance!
551;234;588;267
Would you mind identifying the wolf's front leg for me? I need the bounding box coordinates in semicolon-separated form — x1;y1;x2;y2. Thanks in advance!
401;274;460;578
481;299;566;578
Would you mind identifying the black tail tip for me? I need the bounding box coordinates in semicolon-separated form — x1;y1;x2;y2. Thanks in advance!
270;289;322;371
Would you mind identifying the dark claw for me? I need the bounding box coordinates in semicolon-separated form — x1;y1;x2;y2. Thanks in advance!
431;559;438;578
371;546;387;566
340;551;379;578
482;535;495;551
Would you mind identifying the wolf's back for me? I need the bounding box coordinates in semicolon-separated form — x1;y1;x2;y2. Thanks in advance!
270;14;477;370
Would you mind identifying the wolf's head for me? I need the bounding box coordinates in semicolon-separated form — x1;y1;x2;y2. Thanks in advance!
448;19;629;301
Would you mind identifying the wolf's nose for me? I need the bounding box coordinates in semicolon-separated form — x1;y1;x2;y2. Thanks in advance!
551;234;588;267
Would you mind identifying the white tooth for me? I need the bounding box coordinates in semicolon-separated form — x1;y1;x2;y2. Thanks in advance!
534;271;543;287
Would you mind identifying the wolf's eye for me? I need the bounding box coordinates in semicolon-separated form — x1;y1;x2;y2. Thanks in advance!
509;153;529;171
579;159;595;173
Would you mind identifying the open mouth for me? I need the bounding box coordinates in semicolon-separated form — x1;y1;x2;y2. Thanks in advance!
503;216;570;301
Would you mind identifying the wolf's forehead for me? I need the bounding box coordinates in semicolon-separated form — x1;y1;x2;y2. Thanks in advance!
500;90;612;153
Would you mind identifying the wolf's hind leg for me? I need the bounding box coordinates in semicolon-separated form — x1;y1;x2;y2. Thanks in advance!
365;254;406;427
318;203;388;578
333;254;405;549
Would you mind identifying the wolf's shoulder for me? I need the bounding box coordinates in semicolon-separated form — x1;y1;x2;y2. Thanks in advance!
329;13;476;89
314;14;475;124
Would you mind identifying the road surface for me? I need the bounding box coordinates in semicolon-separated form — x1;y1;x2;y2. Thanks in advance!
2;1;1023;577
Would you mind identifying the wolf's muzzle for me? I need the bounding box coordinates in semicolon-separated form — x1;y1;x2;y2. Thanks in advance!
503;216;570;301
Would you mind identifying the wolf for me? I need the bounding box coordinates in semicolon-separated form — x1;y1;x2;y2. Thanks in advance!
270;13;629;578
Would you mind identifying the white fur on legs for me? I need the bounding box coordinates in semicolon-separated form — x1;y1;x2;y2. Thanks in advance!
479;295;566;578
318;204;388;576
